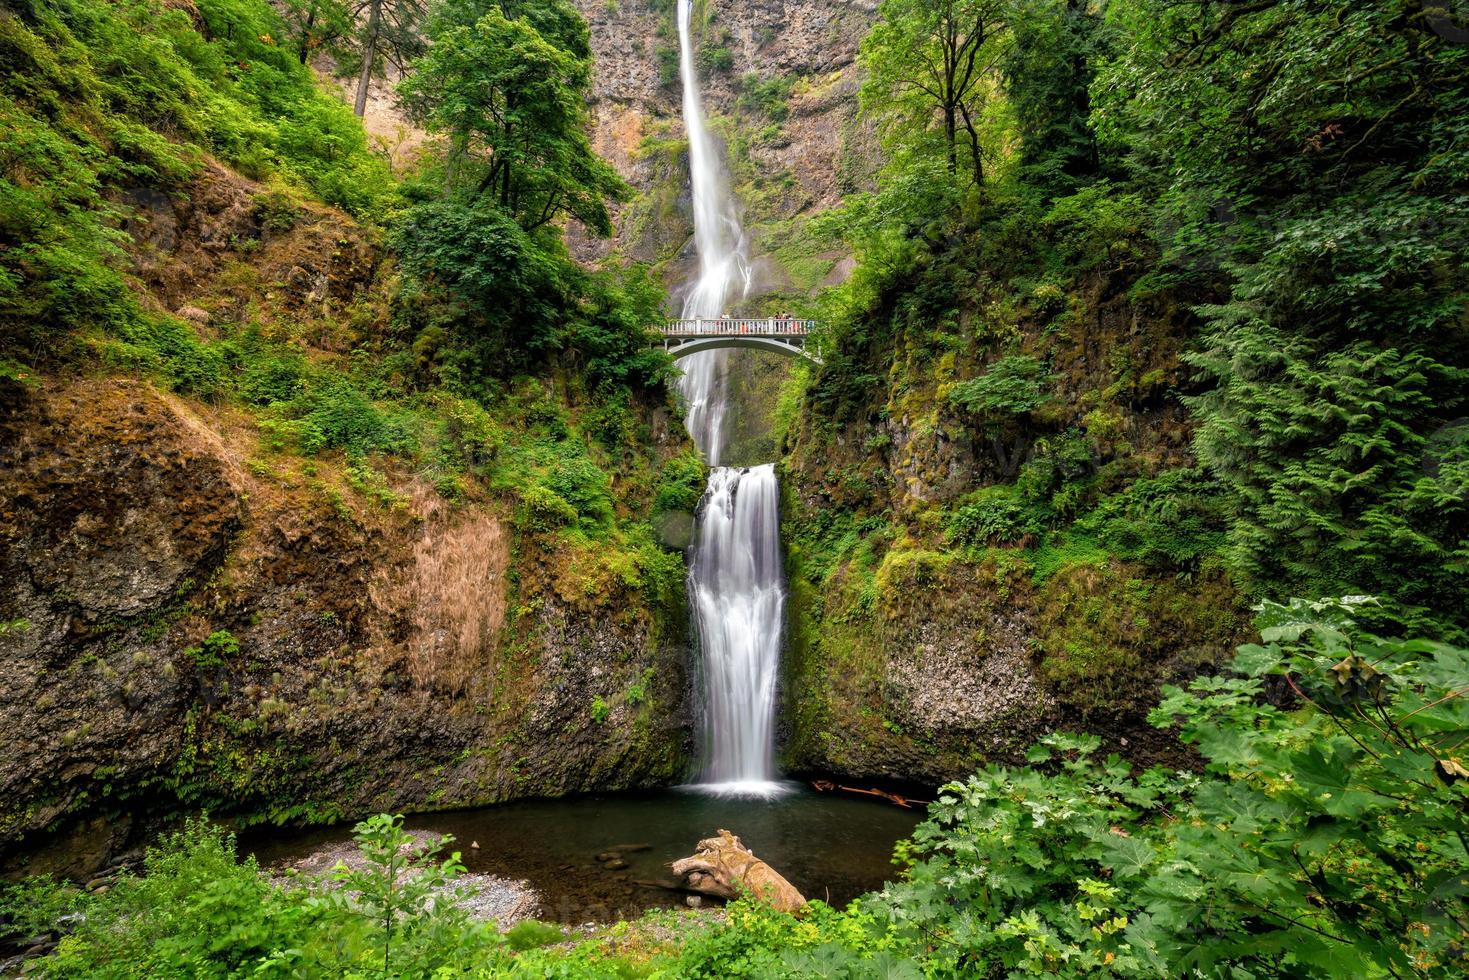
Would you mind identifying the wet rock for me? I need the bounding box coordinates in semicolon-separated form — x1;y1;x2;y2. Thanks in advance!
176;304;211;325
0;379;242;623
1;376;694;879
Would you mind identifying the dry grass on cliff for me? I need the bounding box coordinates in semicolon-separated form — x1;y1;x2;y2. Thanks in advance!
372;489;509;694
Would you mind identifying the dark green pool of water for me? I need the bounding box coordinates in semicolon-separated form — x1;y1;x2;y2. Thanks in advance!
245;785;924;923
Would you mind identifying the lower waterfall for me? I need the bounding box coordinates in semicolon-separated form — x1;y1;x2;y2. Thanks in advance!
685;464;787;795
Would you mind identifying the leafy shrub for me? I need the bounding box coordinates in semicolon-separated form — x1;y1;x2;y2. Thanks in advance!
945;485;1045;546
1013;429;1097;518
1074;467;1228;570
876;732;1184;977
737;73;792;122
1042;181;1149;270
624;668;654;707
870;597;1469;978
28;820;321;977
184;630;239;669
503;918;565;951
109;315;228;399
653;450;708;516
263;375;415;457
628;534;688;607
392;200;568;367
13;816;555;977
237;350;308;406
519;483;579;530
655;40;679;86
874;549;951;606
322;814;476;975
949;354;1053;418
696;44;734;74
545;453;615;530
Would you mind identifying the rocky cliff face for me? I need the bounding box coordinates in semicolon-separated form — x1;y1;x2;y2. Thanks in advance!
0;163;694;880
574;0;879;303
777;272;1248;784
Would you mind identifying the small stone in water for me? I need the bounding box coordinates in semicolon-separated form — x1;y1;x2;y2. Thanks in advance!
602;858;628;871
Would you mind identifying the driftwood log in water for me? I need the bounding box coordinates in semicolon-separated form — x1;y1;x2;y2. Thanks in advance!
810;779;927;808
670;830;806;913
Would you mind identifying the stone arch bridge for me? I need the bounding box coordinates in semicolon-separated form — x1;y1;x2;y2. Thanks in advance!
657;318;823;364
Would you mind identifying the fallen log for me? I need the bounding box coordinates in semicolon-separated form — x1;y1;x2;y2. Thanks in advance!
810;779;927;808
670;829;805;913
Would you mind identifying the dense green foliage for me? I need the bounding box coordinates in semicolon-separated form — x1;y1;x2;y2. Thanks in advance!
799;0;1469;639
0;0;682;558
400;0;621;234
0;0;394;355
389;0;671;389
1098;0;1469;636
0;815;609;977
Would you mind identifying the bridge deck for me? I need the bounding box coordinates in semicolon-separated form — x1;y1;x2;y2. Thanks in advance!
661;317;816;337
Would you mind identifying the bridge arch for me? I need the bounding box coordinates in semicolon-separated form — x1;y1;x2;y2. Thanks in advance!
663;335;822;364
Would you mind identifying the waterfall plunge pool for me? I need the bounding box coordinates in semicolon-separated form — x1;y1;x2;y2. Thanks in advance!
244;785;924;924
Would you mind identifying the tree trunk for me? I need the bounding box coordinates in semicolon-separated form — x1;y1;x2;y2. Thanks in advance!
298;10;315;64
944;103;958;173
354;0;382;118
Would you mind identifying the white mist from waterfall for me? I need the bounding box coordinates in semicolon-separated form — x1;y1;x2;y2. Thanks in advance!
674;0;788;799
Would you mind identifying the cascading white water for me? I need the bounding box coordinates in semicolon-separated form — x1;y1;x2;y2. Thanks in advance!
686;464;785;794
675;0;750;467
674;0;787;798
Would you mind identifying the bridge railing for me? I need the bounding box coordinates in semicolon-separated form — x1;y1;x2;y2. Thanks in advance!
662;317;818;337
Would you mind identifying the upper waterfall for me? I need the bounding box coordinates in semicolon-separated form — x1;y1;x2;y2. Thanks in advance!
674;0;751;465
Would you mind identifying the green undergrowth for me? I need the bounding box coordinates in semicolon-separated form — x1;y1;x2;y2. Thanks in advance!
782;421;1242;718
787;0;1469;643
0;0;396;354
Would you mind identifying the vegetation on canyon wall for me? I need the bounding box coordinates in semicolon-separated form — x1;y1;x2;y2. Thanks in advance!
779;0;1469;775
